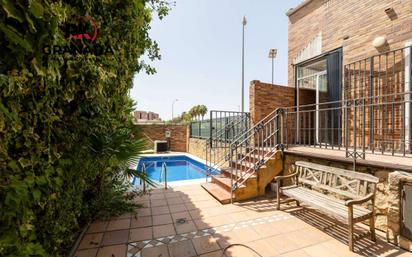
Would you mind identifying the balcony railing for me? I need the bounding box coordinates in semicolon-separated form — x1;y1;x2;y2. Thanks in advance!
281;91;411;167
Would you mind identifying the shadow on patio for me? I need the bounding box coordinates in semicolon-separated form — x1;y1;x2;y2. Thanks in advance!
73;185;410;257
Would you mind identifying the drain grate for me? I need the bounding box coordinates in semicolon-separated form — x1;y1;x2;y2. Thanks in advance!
175;218;188;225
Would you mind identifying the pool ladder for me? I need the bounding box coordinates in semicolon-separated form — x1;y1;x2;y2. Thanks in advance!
140;163;147;193
159;162;168;190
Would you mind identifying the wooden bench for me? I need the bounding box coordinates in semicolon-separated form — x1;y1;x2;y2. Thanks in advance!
275;161;379;251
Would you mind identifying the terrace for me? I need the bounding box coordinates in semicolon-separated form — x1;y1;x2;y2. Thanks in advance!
74;185;410;257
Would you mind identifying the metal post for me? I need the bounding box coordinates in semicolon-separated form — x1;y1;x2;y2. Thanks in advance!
272;57;274;85
142;164;146;193
241;16;247;113
369;57;375;153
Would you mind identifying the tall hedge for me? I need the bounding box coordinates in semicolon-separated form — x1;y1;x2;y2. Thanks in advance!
0;1;167;256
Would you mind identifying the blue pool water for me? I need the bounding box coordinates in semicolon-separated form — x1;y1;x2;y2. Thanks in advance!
132;155;216;184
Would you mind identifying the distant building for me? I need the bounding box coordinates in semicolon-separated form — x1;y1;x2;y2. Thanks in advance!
133;110;161;123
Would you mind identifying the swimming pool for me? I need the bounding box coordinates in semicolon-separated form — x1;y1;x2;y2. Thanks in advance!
132;155;217;185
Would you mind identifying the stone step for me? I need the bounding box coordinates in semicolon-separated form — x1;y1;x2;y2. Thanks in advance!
221;167;257;179
201;182;232;204
230;159;255;170
211;175;247;191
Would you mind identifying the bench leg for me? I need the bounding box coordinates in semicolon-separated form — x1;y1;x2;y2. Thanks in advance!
370;215;376;242
295;200;300;207
348;207;354;252
348;220;354;252
276;184;281;210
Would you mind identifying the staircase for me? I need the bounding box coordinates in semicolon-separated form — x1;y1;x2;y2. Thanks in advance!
202;109;285;203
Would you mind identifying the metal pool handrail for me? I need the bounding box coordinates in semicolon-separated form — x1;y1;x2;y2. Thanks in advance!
159;161;168;190
139;163;147;193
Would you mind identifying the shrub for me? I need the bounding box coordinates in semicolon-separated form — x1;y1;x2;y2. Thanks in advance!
0;0;168;256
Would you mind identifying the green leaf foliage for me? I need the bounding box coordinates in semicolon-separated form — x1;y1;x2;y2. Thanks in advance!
0;0;169;256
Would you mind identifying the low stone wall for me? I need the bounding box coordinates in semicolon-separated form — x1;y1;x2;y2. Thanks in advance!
187;138;207;159
137;124;188;152
283;153;401;233
387;171;412;251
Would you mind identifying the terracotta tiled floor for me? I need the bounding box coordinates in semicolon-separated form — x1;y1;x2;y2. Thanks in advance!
74;184;411;257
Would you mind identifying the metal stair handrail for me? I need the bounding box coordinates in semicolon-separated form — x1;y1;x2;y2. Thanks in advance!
229;108;285;201
205;112;251;179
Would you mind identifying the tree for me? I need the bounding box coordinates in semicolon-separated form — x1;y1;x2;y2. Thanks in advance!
0;1;170;256
199;105;208;120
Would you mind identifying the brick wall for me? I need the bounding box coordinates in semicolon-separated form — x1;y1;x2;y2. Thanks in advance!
137;124;188;152
249;80;295;123
288;0;412;87
249;80;316;124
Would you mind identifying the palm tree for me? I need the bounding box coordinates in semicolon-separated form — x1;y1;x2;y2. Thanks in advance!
199;105;208;120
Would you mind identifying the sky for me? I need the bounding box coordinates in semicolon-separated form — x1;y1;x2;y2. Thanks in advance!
130;0;303;121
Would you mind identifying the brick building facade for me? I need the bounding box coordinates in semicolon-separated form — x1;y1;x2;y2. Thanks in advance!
134;110;161;122
287;0;412;87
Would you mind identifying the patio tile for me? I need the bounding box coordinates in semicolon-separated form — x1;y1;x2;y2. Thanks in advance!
111;213;132;220
106;218;131;231
252;222;283;238
171;211;192;221
224;244;261;257
167;197;184;205
188;209;202;219
280;249;311;257
184;202;198;210
199;250;223;257
194;218;212;230
78;233;103;249
284;227;332;247
87;221;108;233
247;239;279;257
231;227;261;243
129;227;153;242
215;231;241;249
168;240;197;257
96;244;127;257
169;204;187;213
165;191;181;197
138;208;151;217
101;230;129;246
152;214;173;226
130;215;152;228
302;243;340;257
74;248;98;257
141;244;170;257
152;206;170;215
175;220;198;234
153;224;176;238
150;193;165;200
151;199;168;207
265;234;301;254
192;236;220;255
134;200;151;208
207;215;232;227
318;241;360;257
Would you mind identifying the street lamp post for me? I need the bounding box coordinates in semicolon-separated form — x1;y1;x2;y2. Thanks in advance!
171;99;178;120
268;49;277;85
241;16;247;113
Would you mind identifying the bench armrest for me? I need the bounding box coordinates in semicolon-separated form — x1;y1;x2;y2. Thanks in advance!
345;193;374;206
274;172;298;182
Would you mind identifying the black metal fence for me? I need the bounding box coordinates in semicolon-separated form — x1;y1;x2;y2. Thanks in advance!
189;111;251;141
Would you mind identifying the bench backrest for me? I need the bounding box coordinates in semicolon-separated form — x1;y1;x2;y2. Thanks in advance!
294;161;379;199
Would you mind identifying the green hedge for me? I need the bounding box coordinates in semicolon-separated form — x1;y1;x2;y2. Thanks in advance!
0;1;168;256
